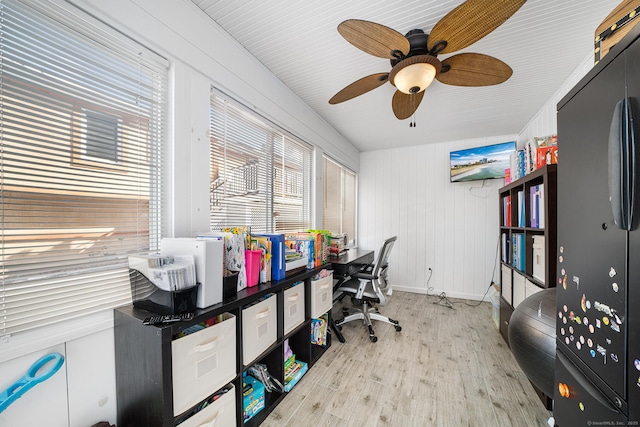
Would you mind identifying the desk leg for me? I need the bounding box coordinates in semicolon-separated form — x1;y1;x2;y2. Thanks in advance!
329;310;345;343
331;278;348;344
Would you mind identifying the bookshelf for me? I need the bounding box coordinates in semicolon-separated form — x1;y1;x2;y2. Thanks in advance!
498;164;557;344
114;265;331;427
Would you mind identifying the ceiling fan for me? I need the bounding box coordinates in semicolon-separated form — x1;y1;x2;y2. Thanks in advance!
328;0;526;125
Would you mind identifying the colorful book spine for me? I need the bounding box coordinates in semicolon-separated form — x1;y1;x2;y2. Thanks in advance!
517;190;525;227
284;360;308;392
254;234;285;280
251;236;272;283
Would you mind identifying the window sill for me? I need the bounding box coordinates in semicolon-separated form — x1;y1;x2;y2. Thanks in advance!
0;310;114;363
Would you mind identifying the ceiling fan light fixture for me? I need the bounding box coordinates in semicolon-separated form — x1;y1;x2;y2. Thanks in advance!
389;55;442;94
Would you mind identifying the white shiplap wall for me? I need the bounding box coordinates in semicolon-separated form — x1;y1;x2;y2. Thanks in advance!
358;52;597;301
359;135;516;300
517;53;595;146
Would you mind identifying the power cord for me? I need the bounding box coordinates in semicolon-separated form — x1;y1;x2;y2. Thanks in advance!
451;233;501;307
425;268;454;309
425;232;501;308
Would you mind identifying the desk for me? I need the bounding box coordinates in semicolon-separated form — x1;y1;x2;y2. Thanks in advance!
329;249;375;285
329;249;375;342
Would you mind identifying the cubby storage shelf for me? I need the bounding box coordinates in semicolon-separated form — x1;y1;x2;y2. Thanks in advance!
115;265;332;427
498;164;557;345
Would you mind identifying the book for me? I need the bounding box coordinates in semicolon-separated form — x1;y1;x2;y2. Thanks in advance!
530;185;538;228
504;195;512;227
501;233;510;264
251;236;272;283
310;313;328;346
517;190;525;227
538;183;545;229
284;360;308;392
285;233;315;269
254;234;286;280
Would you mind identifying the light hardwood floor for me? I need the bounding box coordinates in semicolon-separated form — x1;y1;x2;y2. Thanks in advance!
262;291;552;427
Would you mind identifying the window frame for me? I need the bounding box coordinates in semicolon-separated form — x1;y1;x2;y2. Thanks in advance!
322;155;358;246
209;90;313;234
0;0;168;346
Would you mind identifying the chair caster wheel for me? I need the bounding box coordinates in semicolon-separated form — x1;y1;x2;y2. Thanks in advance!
395;325;402;332
369;335;378;343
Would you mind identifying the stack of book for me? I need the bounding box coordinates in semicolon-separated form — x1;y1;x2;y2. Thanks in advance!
512;233;525;272
283;355;308;392
502;195;512;226
529;183;545;228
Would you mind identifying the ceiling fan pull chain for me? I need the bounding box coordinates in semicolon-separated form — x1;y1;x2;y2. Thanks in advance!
410;96;416;127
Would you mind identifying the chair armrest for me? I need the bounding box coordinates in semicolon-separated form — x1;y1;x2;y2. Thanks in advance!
352;271;377;281
357;263;374;274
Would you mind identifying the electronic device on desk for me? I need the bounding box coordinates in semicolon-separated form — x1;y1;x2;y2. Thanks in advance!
128;255;198;315
328;234;348;256
160;237;224;308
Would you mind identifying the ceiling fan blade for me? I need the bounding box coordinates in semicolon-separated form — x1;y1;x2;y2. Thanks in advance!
436;53;512;86
338;19;410;59
427;0;526;54
392;90;425;120
329;73;389;104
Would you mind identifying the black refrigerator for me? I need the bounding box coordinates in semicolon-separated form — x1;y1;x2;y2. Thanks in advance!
554;25;640;426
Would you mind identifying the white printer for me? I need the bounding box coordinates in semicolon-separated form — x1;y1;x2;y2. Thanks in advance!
160;237;224;308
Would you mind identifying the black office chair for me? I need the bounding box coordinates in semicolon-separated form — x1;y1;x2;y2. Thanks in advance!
334;236;401;342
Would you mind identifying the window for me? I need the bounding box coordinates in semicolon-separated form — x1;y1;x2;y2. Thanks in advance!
80;109;123;164
209;91;312;233
0;0;168;337
323;156;357;245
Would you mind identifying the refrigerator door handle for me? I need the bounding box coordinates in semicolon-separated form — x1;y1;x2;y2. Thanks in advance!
556;350;623;412
608;97;636;231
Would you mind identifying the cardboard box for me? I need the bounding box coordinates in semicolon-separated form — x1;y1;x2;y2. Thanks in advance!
243;375;265;421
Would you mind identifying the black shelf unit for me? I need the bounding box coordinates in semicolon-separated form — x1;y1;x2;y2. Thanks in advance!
498;164;557;344
114;265;331;427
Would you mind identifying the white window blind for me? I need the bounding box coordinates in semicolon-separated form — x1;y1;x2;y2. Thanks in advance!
323;156;357;244
0;0;168;337
209;91;312;233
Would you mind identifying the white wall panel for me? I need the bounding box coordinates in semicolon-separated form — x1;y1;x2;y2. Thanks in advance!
518;53;594;145
66;329;117;426
359;135;514;300
0;345;68;426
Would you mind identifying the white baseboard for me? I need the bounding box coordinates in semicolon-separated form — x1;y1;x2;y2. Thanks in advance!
392;285;490;303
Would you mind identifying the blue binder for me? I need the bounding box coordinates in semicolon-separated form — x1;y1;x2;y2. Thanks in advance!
254;233;285;281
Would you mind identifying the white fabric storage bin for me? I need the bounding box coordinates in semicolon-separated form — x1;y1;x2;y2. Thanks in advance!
310;273;333;318
501;264;512;305
532;235;546;283
242;294;277;365
525;279;543;298
178;384;236;427
284;283;305;335
512;271;526;308
172;313;236;416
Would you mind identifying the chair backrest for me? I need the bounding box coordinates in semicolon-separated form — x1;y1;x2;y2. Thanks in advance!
370;236;396;304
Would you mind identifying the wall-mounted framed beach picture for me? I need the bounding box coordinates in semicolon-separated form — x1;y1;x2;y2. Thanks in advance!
450;141;516;183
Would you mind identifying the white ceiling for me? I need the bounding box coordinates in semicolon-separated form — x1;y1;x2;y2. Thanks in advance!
191;0;622;152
